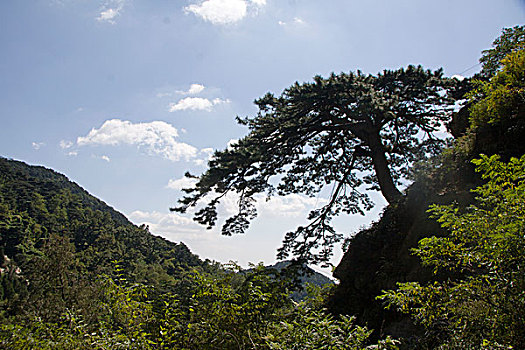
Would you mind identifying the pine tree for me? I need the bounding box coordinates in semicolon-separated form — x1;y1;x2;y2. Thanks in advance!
174;66;460;263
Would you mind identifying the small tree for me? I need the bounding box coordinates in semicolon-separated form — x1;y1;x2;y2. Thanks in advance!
178;263;294;350
470;46;525;128
174;66;459;263
479;25;525;78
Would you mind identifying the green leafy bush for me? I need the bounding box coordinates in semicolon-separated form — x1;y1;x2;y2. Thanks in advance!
380;154;525;348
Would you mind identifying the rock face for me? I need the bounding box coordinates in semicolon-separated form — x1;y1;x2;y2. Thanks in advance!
327;107;525;341
328;182;467;340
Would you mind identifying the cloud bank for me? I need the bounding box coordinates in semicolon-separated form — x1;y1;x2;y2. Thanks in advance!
128;210;210;242
76;119;199;161
128;192;324;240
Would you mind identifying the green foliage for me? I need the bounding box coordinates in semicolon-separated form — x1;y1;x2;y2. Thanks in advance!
479;25;525;78
22;233;83;321
380;155;525;348
173;265;397;350
0;260;395;349
178;263;295;349
174;66;459;264
469;47;525;128
266;304;398;350
0;278;156;349
0;157;205;291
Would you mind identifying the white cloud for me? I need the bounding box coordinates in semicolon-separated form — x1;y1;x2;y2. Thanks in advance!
185;0;247;24
76;119;198;162
97;8;119;23
184;0;266;25
279;17;306;27
256;194;325;218
451;74;465;81
32;142;45;150
212;97;230;105
213;192;327;219
101;155;111;162
194;147;215;166
129;210;194;226
128;210;213;241
60;140;73;149
157;84;206;98
169;97;213;111
168;97;230;112
97;0;125;24
167;176;199;191
167;178;326;219
146;191;317;234
67;151;78;157
187;83;205;95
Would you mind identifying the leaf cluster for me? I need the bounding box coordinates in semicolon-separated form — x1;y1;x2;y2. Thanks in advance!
469;47;525;128
479;25;525;78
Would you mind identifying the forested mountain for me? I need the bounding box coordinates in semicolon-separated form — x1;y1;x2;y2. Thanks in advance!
0;157;130;226
0;157;205;282
0;156;213;325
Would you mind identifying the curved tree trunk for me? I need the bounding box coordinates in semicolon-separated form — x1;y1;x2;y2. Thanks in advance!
368;131;403;204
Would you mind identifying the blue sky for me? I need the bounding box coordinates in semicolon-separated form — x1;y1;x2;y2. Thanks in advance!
1;0;523;274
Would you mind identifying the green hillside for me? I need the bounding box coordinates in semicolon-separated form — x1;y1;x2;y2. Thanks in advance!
0;157;206;289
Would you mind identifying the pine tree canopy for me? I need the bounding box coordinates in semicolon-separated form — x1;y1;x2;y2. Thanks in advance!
172;65;460;264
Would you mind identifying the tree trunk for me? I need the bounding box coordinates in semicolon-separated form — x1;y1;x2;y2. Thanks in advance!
368;131;403;204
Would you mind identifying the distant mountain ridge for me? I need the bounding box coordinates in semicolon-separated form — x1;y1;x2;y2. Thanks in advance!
264;260;334;300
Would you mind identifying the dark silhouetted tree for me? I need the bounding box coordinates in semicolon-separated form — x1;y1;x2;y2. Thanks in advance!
173;66;460;263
